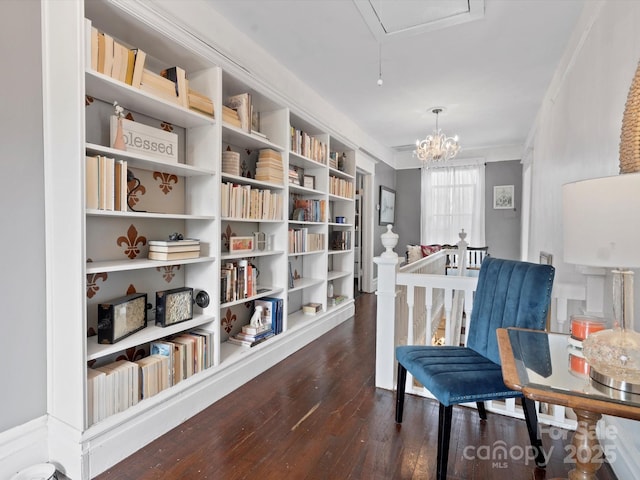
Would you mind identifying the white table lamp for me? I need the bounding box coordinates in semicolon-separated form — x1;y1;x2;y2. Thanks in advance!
563;172;640;393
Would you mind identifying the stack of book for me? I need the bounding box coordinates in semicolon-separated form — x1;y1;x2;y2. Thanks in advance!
148;239;200;261
140;68;181;104
222;105;242;128
255;149;283;184
228;322;274;347
187;88;214;117
222;150;241;176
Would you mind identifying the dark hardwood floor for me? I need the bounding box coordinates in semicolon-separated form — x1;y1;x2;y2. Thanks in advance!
94;293;618;480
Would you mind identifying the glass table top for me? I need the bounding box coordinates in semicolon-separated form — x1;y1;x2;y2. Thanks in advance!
507;328;640;409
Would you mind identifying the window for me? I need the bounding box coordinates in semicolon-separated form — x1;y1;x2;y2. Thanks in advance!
421;163;485;246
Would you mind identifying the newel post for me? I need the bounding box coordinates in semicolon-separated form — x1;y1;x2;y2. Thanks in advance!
373;224;400;390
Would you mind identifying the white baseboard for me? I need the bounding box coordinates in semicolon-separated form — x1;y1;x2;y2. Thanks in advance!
0;416;49;480
48;303;354;479
601;415;640;479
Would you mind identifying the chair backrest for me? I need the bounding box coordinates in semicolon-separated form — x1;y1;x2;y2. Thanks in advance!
466;257;555;365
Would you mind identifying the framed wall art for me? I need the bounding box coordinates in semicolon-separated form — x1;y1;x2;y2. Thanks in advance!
229;235;254;253
379;185;396;225
493;185;514;209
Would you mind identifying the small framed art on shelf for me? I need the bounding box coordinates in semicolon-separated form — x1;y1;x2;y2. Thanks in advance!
229;236;254;253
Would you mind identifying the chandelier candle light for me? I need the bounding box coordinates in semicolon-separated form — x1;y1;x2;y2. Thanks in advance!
563;172;640;393
414;107;461;166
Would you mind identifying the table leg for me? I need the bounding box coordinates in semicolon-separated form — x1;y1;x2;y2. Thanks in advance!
567;408;603;480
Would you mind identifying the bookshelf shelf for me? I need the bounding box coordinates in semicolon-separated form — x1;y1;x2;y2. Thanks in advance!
289;151;326;170
220;286;283;308
86;143;215;177
328;167;355;181
328;193;355;202
220;250;285;261
221;123;284;151
86;209;215;221
327;270;351;281
289;276;324;293
221;172;284;190
87;313;216;361
86;70;215;129
86;256;215;274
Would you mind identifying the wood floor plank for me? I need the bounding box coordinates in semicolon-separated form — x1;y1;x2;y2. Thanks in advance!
94;293;618;480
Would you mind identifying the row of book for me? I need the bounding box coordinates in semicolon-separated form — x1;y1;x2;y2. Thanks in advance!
254;149;284;184
329;151;347;171
220;182;283;220
87;328;214;426
85;155;128;211
329;175;354;199
86;19;213;117
220;260;259;304
291;198;327;222
227;297;284;347
290;126;327;164
330;230;352;251
148;239;201;261
288;228;325;254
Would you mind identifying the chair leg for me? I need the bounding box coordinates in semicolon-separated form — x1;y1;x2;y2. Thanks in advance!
437;404;452;480
476;401;487;420
395;363;407;423
522;397;546;467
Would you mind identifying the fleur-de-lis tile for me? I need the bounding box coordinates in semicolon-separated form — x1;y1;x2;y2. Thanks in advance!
153;171;179;194
157;265;180;283
221;308;237;334
86;272;108;298
117;224;147;259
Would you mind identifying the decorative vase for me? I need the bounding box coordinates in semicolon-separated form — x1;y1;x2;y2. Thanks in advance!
112;116;126;151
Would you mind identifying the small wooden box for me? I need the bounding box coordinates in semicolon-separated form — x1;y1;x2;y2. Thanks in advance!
156;287;193;327
97;293;148;344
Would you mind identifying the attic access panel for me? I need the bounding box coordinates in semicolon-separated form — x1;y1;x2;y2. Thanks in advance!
354;0;484;39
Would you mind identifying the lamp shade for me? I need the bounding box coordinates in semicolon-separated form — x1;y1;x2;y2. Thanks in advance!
562;172;640;268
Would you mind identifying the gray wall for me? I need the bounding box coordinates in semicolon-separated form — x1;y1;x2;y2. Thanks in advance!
393;160;523;262
485;160;522;260
395;168;421;259
373;162;396;276
0;0;47;432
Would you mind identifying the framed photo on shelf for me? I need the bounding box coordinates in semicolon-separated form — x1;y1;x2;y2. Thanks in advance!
229;236;254;253
303;175;315;189
155;287;194;327
493;185;515;209
379;185;396;225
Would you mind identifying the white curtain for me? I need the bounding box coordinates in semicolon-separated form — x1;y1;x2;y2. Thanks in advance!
420;162;485;246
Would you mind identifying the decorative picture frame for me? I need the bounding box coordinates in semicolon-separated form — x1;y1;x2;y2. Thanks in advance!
155;287;194;327
229;236;254;253
379;185;396;225
97;293;148;344
303;175;315;189
493;185;515;209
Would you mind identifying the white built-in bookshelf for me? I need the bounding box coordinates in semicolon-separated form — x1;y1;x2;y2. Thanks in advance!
42;1;355;478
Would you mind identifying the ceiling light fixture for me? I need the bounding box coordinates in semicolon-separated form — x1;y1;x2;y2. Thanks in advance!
414;108;461;166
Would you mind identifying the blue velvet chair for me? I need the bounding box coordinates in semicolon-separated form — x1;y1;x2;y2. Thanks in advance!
395;257;555;480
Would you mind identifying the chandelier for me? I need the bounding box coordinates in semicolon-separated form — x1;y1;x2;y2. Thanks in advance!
414;108;461;166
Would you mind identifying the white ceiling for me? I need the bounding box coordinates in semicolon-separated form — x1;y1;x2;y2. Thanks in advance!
205;0;586;158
